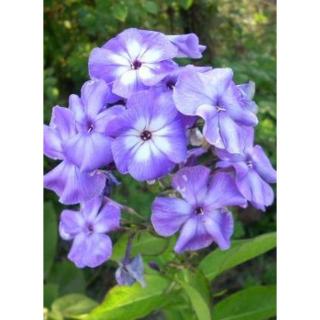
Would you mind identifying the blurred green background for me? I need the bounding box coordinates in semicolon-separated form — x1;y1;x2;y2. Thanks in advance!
44;0;276;318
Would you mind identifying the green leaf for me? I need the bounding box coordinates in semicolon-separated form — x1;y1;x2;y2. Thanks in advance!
144;1;159;14
112;231;169;262
177;269;210;305
163;307;197;320
112;3;128;22
178;281;211;320
48;261;86;295
213;286;276;320
44;202;58;278
86;275;170;320
175;269;211;320
51;294;97;319
44;283;59;308
199;232;276;280
179;0;193;10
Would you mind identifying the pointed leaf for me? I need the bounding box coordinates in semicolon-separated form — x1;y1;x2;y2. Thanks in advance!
51;294;97;319
199;232;276;280
179;280;211;320
213;285;276;320
86;275;170;320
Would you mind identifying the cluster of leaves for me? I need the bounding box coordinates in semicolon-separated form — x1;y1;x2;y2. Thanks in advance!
44;0;276;319
45;211;276;320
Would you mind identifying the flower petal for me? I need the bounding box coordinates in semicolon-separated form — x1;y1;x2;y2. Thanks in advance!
204;209;234;250
128;140;175;181
167;33;205;58
94;201;121;233
174;217;213;253
218;113;243;154
197;105;225;149
94;104;126;134
153;119;187;163
115;254;145;287
151;197;192;236
59;209;84;240
80;80;111;117
237;81;258;113
44;125;63;160
221;83;258;126
248;145;276;183
49;106;76;141
125;254;146;287
44;161;106;205
112;135;142;174
204;172;247;209
173;70;214;115
172;165;210;205
112;70;147;98
138;29;178;62
80;196;103;221
127;89;178;129
69;94;85;123
236;170;274;211
138;60;177;86
89;47;130;83
63;132;113;171
68;233;112;268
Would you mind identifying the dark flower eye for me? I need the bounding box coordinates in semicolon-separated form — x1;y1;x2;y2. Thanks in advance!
132;60;142;70
140;130;152;141
194;207;204;215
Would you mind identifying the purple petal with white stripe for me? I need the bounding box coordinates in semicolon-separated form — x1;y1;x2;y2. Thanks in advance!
44;161;106;205
151;197;192;236
172;165;210;205
247;145;277;183
63;132;113;172
68;233;112;268
167;33;206;58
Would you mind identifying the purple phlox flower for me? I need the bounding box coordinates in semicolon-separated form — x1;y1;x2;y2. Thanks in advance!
89;28;178;99
59;196;121;268
63;80;124;172
215;128;276;211
107;90;187;181
173;68;259;154
115;254;146;287
151;165;247;253
166;33;206;59
44;106;106;205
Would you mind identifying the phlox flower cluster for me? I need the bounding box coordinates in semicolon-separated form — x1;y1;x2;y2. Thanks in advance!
44;28;276;273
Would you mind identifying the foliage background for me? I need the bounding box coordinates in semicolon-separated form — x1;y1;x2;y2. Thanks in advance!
44;0;276;318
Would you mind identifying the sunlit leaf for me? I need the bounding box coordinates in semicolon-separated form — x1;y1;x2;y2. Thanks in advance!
86;275;170;320
51;294;97;319
199;232;276;280
213;286;276;320
179;281;211;320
